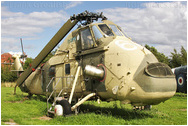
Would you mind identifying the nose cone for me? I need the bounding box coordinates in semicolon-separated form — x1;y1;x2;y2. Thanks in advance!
132;63;177;105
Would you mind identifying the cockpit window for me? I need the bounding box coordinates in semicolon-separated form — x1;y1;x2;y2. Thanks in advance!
92;25;103;40
109;24;123;36
145;63;174;78
80;27;94;50
98;24;114;36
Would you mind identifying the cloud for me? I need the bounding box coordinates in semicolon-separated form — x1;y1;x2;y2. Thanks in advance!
1;37;18;44
2;7;69;37
9;51;22;56
1;6;69;53
98;1;187;56
65;1;83;10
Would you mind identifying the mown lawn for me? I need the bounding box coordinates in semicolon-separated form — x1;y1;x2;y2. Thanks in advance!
1;86;187;125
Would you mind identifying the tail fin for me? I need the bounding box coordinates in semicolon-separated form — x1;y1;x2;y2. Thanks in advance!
12;54;24;72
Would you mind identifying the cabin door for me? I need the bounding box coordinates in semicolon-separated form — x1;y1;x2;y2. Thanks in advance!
54;64;64;93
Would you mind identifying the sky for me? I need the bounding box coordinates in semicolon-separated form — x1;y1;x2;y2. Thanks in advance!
1;1;187;58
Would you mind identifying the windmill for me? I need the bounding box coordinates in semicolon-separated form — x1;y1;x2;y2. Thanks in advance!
20;38;27;63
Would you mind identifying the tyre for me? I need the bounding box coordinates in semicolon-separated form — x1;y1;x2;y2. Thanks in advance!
59;100;72;115
176;74;187;93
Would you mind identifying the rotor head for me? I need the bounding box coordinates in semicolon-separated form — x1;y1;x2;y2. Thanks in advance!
70;10;107;26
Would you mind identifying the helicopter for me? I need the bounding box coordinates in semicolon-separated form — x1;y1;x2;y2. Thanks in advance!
14;11;177;116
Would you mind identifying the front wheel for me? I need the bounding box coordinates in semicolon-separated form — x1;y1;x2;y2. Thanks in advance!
59;100;72;115
55;100;72;116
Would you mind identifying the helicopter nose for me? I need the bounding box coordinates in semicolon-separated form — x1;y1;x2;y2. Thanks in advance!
143;63;176;91
133;62;177;105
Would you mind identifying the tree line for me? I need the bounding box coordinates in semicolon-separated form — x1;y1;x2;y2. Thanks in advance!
145;45;187;68
1;45;187;82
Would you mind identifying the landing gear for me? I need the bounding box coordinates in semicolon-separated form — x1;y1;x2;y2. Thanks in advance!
144;105;152;110
59;100;72;115
55;100;72;116
133;105;152;110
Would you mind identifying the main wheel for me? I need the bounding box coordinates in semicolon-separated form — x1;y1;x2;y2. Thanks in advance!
59;100;72;115
176;74;187;93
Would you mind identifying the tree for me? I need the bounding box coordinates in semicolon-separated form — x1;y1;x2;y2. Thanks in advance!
170;46;187;68
1;65;18;82
145;44;170;66
180;46;187;65
23;57;33;70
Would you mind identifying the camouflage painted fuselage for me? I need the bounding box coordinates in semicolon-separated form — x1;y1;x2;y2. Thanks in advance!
20;20;176;106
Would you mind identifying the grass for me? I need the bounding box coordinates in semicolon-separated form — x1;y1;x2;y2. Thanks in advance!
1;86;187;125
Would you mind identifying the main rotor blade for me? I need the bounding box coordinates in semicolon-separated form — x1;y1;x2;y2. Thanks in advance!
16;19;78;87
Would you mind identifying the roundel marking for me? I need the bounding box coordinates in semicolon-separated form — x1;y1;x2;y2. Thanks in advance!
115;40;137;51
178;76;184;85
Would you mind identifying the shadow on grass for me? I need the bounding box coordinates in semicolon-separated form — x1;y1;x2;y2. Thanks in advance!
5;92;47;103
79;104;153;120
3;89;154;121
31;95;47;102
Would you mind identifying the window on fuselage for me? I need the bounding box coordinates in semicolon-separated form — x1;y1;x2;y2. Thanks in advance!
109;24;123;36
49;66;55;78
92;25;103;40
98;24;114;36
65;64;70;75
80;27;94;50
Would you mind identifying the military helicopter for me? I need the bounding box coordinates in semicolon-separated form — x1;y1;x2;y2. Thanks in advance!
14;11;177;116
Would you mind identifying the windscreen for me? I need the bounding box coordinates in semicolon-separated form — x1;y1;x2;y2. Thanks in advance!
92;25;103;40
98;24;114;36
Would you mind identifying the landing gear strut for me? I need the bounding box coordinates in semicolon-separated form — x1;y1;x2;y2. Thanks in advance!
133;105;152;110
